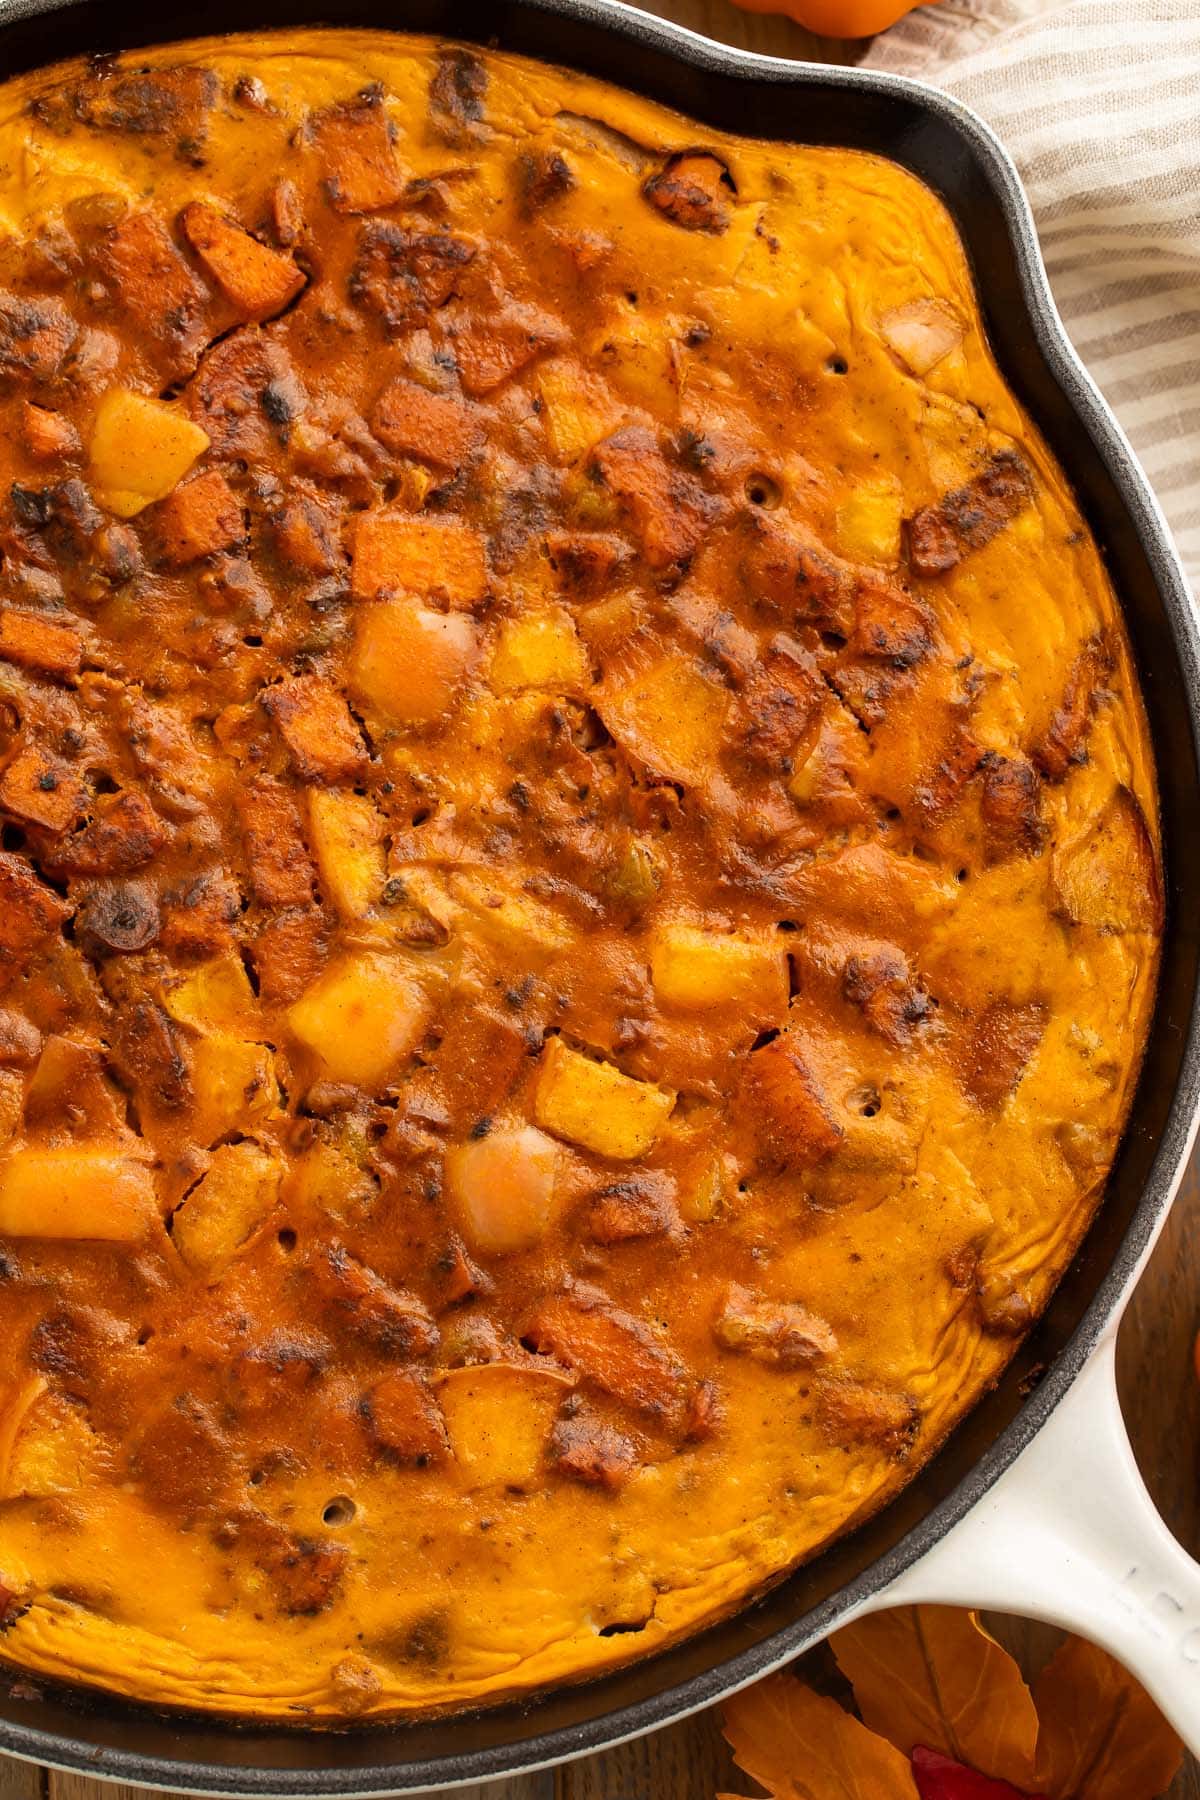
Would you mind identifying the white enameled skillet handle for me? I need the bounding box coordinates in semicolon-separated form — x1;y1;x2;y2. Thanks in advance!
860;1333;1200;1751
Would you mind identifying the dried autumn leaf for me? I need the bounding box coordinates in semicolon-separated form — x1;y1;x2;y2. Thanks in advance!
912;1747;1039;1800
722;1671;920;1800
1031;1635;1183;1800
831;1607;1039;1788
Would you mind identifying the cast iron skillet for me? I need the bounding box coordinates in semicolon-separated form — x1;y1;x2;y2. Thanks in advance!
0;0;1197;1789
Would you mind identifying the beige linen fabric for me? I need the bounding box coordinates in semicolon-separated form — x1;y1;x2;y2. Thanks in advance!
863;0;1200;591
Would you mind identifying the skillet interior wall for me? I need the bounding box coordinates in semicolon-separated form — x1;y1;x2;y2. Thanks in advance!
0;0;1194;1789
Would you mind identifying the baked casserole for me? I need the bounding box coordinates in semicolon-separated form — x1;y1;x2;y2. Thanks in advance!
0;31;1161;1719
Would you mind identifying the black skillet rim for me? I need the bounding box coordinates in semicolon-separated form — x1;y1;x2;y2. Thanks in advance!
0;0;1197;1791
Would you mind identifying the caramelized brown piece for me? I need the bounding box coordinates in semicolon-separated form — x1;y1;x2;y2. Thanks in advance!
817;1379;919;1457
312;1248;439;1359
979;752;1045;863
908;450;1033;575
589;427;719;572
221;1511;347;1614
549;1404;638;1489
261;675;367;784
842;946;936;1048
1052;786;1162;934
0;851;66;963
238;777;317;907
428;49;488;145
249;906;329;1004
349;225;476;335
525;1284;696;1436
963;999;1047;1111
713;1285;837;1366
366;1370;449;1464
586;1173;681;1244
643;153;731;234
94;210;212;382
36;788;165;877
1033;635;1112;782
741;1031;843;1166
0;293;77;390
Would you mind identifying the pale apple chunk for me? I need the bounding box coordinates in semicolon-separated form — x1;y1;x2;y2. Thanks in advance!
878;298;964;376
404;867;573;958
835;481;903;565
597;654;727;785
287;953;428;1088
490;610;588;693
536;359;616;464
190;1035;279;1145
89;389;210;519
436;1362;571;1489
307;788;386;919
1052;787;1162;934
0;1148;156;1240
650;925;788;1022
350;599;479;727
446;1125;561;1253
172;1141;282;1278
534;1038;674;1160
1;1379;104;1499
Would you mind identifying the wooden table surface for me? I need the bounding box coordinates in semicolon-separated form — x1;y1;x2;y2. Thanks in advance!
4;2;1197;1796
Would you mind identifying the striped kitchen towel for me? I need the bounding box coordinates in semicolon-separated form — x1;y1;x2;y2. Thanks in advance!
863;0;1200;593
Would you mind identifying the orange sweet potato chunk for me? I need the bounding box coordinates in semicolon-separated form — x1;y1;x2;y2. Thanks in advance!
370;377;480;469
525;1284;696;1436
261;675;368;784
0;850;66;962
0;747;86;831
741;1030;844;1166
308;94;407;213
351;511;488;605
180;201;304;322
0;610;82;678
366;1370;449;1464
237;777;317;908
153;469;245;565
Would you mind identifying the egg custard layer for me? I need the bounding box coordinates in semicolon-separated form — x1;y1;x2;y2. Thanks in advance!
0;31;1161;1719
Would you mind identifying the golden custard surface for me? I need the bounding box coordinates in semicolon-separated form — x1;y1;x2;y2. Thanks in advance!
0;31;1161;1718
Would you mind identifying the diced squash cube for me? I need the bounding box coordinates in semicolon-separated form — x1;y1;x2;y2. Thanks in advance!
597;654;728;785
0;747;86;831
437;1363;568;1489
534;1038;674;1160
438;300;563;397
370;377;479;470
308;96;407;214
164;952;262;1038
351;512;488;604
190;1034;279;1145
0;610;82;678
306;788;386;920
287;952;428;1089
172;1140;281;1278
350;599;479;727
446;1125;560;1253
152;469;244;566
835;481;903;565
261;674;367;784
489;609;588;693
649;924;788;1021
536;359;616;463
180;201;305;322
0;1148;156;1240
89;389;210;519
